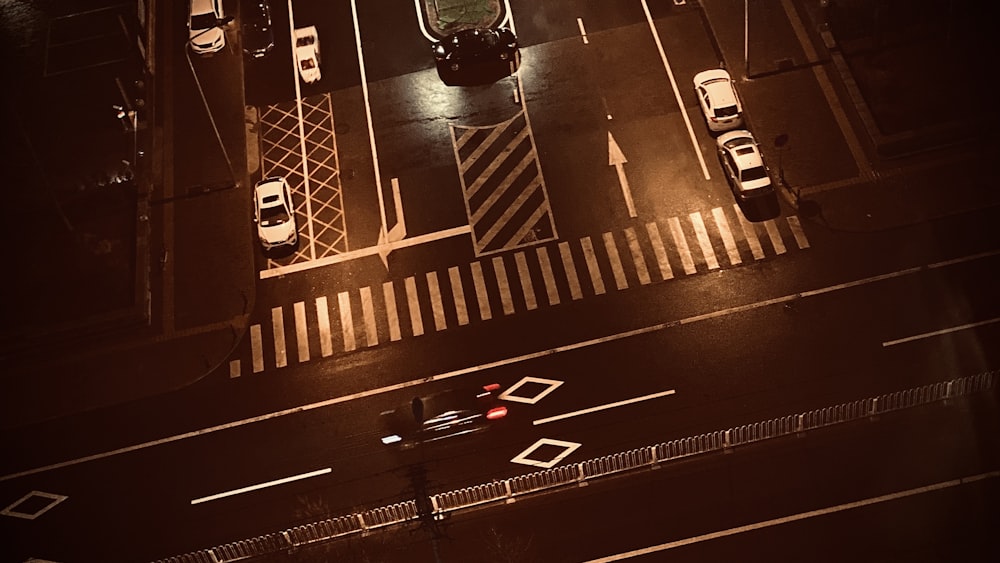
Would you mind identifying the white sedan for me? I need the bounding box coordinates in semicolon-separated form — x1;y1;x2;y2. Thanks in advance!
294;26;321;84
188;0;226;55
693;69;744;132
253;176;298;249
716;130;774;201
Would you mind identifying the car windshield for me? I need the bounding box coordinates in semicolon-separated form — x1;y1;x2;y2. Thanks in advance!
260;205;289;226
191;13;217;31
740;166;768;182
714;105;739;118
301;58;316;70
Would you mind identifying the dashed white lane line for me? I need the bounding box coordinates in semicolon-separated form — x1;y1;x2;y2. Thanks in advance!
191;467;332;505
582;471;1000;562
533;390;675;426
5;249;995;483
882;317;1000;348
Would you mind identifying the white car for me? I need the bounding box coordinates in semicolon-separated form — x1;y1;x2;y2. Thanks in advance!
716;130;774;201
188;0;226;55
253;176;298;249
693;69;743;132
294;26;322;84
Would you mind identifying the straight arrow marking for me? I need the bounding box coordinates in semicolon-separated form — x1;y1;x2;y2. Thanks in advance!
608;132;637;217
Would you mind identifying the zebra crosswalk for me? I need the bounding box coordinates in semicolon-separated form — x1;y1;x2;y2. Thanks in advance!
230;206;810;376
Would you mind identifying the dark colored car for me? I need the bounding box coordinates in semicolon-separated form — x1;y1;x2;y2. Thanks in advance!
242;0;274;59
432;27;519;86
379;384;508;449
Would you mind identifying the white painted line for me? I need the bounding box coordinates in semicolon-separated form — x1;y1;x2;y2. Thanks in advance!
426;271;447;331
515;252;537;310
764;219;786;254
471;261;492;320
559;241;584;300
316;296;333;357
581;236;606;295
286;1;316;261
338;291;356;352
537;247;561;306
583;471;1000;562
493;256;515;315
8;249;996;482
736;204;765;260
229;359;240;378
713;207;741;266
271;307;287;368
534;390;676;426
382;281;401;341
577;17;589;44
640;0;710;180
511;438;581;468
668;217;696;275
350;0;387;241
294;301;310;363
690;212;718;270
449;266;469;326
883;317;1000;347
646;222;673;281
624;228;651;285
786;215;810;249
250;324;264;373
360;286;378;346
603;232;628;290
404;276;424;336
191;468;332;505
411;0;436;42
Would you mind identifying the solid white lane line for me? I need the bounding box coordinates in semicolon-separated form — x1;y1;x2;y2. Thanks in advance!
882;317;1000;347
191;468;332;505
533;390;675;426
7;249;997;482
583;471;1000;562
640;0;710;180
350;0;387;239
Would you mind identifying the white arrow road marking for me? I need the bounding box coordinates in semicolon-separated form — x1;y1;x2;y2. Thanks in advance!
608;132;637;218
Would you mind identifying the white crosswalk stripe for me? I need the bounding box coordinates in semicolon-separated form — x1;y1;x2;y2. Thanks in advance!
246;210;812;373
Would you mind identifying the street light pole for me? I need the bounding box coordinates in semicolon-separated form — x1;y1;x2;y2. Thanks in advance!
186;18;237;186
743;0;749;78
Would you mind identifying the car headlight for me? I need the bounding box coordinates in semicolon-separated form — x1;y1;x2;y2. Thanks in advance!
433;44;445;57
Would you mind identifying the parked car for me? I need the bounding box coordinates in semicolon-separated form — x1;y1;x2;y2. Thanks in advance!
379;384;508;449
432;27;519;86
188;0;226;55
294;25;321;83
242;0;274;59
693;69;743;133
716;130;774;201
253;176;298;249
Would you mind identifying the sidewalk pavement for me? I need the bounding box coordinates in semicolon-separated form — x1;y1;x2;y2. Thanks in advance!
421;0;505;37
2;1;995;429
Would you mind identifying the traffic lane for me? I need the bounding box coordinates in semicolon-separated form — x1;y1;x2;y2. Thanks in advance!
279;395;1000;563
355;0;436;82
5;205;995;476
508;0;646;46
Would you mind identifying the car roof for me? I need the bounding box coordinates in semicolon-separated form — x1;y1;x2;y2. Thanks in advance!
718;131;763;168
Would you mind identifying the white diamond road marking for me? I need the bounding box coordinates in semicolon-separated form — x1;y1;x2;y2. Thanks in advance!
511;438;582;468
1;491;68;520
499;376;564;404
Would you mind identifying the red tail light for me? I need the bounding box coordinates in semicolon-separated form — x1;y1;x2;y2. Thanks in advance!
483;383;500;392
486;406;507;420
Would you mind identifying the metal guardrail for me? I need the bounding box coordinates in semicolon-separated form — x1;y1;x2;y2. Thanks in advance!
152;370;996;563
